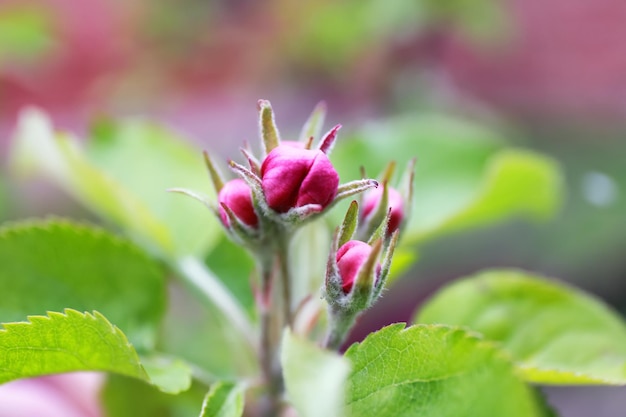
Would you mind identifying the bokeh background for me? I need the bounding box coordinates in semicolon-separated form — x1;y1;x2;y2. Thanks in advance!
1;0;625;416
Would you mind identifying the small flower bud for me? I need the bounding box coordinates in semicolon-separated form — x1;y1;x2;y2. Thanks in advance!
218;179;258;228
260;145;339;213
336;240;381;294
362;186;405;236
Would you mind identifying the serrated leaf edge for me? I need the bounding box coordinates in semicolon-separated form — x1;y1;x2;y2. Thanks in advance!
0;308;148;379
345;322;518;372
200;382;245;417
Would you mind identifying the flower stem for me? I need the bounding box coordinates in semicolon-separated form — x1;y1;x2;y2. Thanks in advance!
258;258;283;417
323;310;357;351
277;234;293;327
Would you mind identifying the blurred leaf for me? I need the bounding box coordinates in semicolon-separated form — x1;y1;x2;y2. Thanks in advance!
9;108;220;258
344;323;548;417
411;149;563;243
199;382;245;417
87;118;220;256
334;115;562;247
0;219;165;350
281;329;351;417
417;269;626;385
159;281;258;380
0;309;184;393
103;376;208;417
0;7;55;62
205;235;255;313
141;356;193;395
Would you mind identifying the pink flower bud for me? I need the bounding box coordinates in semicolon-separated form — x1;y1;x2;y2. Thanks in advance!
261;145;339;213
218;179;258;227
362;186;405;235
336;240;381;293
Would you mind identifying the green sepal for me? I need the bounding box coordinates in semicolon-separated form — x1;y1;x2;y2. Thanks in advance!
338;200;359;248
203;150;225;193
299;101;327;143
258;99;281;155
373;230;399;300
360;181;390;240
334;179;379;203
351;238;383;310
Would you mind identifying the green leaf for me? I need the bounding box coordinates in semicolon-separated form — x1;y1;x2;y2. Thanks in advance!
199;382;245;417
140;355;193;395
0;309;181;393
281;329;351;417
0;219;166;350
87;118;220;256
9;108;221;257
411;149;563;243
417;269;626;385
344;323;546;417
102;376;208;417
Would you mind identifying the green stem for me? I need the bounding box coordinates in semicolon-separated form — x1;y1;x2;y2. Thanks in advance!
257;258;283;417
323;310;357;351
277;234;293;327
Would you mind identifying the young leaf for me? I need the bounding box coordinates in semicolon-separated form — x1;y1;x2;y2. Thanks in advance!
0;219;166;351
0;309;186;394
199;382;245;417
344;324;546;417
281;329;351;417
9;109;221;257
417;269;626;385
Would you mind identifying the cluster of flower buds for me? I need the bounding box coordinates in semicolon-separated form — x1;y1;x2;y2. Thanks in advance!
172;100;379;250
171;99;415;351
322;160;415;349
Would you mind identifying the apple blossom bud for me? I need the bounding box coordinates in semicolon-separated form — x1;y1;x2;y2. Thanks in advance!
362;186;405;235
218;179;258;228
260;145;339;213
336;240;381;294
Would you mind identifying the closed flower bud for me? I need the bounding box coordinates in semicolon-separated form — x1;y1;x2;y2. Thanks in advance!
218;179;258;228
362;186;405;235
336;240;381;294
260;145;339;213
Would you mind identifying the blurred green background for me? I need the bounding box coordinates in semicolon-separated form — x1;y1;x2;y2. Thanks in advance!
1;0;625;415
